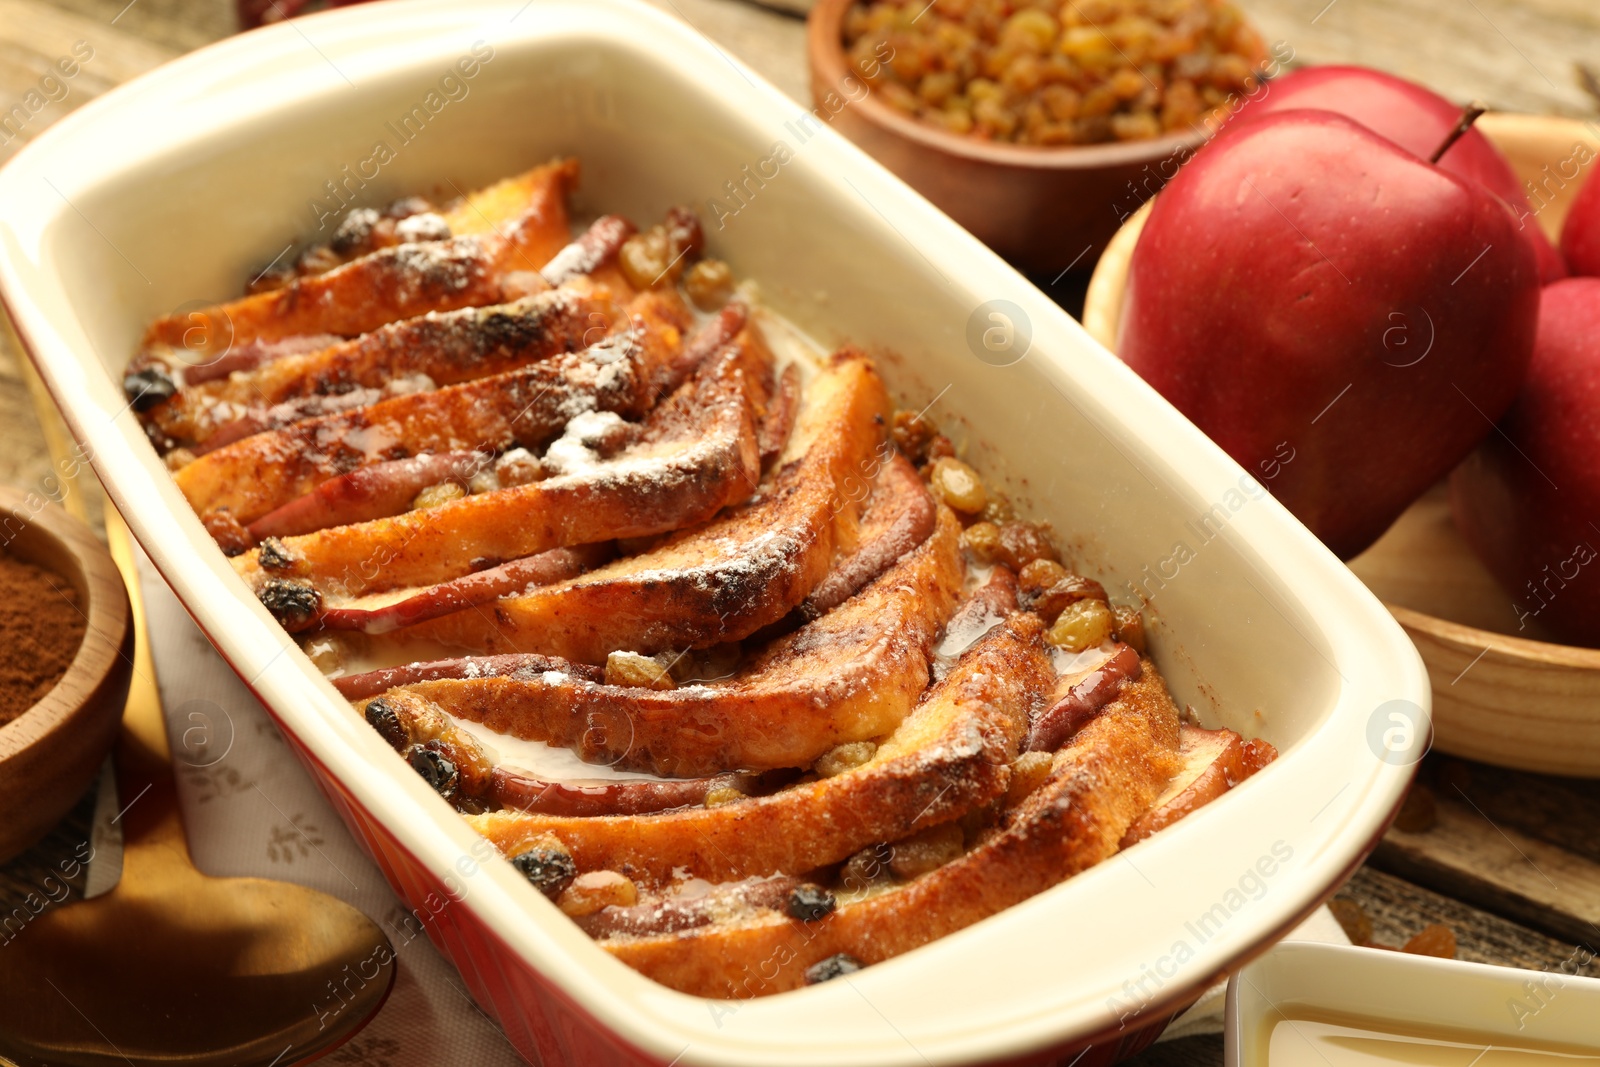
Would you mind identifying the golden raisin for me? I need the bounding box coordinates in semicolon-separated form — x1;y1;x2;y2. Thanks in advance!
704;784;746;808
815;741;877;778
1393;784;1438;833
604;651;676;690
557;871;637;917
1045;598;1114;652
412;482;465;510
840;0;1263;146
888;822;965;880
962;521;1003;565
980;494;1015;524
1017;559;1068;597
684;258;734;310
1006;750;1055;806
1328;897;1372;946
1402;923;1457;959
494;448;544;487
929;457;987;514
839;844;895;894
1032;574;1108;622
891;410;939;464
1112;603;1147;654
619;227;672;290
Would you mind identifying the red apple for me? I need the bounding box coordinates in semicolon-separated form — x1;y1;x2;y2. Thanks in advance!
1229;65;1567;284
1121;109;1540;559
1561;167;1600;277
1450;277;1600;646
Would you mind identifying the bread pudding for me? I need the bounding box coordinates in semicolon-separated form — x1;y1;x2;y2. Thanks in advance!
129;158;1276;998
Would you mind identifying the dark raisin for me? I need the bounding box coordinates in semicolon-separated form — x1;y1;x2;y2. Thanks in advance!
409;746;459;799
201;511;253;556
786;884;837;922
330;207;380;254
664;204;705;263
804;953;864;984
364;698;409;751
123;365;177;412
384;195;434;219
257;537;294;571
258;578;321;632
509;847;579;900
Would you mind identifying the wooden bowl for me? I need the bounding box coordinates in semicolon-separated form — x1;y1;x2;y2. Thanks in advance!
0;489;132;862
1083;112;1600;777
806;0;1213;275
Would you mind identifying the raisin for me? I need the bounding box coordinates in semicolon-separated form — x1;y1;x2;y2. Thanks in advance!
257;537;294;572
1031;574;1108;622
258;578;321;632
364;698;409;752
1393;783;1437;833
123;365;177;412
928;457;987;514
995;521;1059;570
409;745;459;800
1112;604;1148;655
805;953;865;984
1327;898;1372;946
1402;923;1456;959
558;871;638;917
787;884;837;922
510;847;578;900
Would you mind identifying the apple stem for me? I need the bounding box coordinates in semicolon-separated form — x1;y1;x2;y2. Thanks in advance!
1429;102;1489;163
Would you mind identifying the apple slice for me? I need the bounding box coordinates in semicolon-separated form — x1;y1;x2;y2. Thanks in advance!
177;290;691;525
594;654;1182;997
145;286;600;451
134;158;580;365
380;509;965;778
462;610;1048;884
1122;725;1242;847
230;323;772;606
399;350;898;660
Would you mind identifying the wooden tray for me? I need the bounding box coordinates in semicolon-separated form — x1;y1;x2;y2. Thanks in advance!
1083;112;1600;777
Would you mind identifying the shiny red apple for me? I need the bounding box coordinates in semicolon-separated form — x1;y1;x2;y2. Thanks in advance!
1450;277;1600;646
1229;65;1566;284
1121;109;1540;559
1561;167;1600;277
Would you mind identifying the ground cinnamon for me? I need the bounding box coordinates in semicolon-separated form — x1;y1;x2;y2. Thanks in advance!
0;552;86;725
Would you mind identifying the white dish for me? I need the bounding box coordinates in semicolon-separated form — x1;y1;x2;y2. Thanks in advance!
0;1;1429;1062
1226;941;1600;1067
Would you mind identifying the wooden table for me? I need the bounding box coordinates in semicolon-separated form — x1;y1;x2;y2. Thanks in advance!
3;1;1599;1062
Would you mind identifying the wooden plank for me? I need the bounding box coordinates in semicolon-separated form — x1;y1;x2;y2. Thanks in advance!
1238;0;1600;118
0;0;178;165
1374;774;1600;949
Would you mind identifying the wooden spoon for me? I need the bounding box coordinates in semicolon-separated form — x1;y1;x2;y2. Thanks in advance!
0;508;394;1066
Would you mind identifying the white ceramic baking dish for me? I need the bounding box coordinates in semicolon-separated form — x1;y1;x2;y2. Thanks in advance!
0;1;1429;1063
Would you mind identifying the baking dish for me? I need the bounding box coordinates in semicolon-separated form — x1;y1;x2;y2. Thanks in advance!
0;0;1428;1063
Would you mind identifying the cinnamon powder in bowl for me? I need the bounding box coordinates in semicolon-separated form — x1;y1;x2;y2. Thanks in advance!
0;490;130;863
0;551;87;725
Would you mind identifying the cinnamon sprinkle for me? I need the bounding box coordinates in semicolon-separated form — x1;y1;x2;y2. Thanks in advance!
0;552;86;725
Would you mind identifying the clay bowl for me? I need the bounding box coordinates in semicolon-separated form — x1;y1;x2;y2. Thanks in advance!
806;0;1214;276
1083;112;1600;777
0;488;132;862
